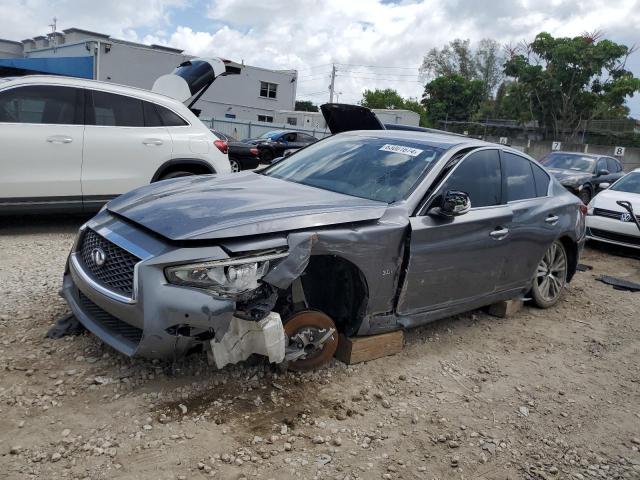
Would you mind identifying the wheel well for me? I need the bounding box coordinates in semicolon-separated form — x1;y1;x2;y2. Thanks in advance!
300;255;369;337
152;159;214;182
559;235;578;282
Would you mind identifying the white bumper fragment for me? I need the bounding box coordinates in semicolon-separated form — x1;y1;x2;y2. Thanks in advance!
209;313;285;369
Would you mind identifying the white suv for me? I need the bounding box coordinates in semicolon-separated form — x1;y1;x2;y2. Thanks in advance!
0;74;230;214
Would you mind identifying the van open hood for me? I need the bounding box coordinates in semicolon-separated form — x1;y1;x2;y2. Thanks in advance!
152;57;242;107
320;103;385;134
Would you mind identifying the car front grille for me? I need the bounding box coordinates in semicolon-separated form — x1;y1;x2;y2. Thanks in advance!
78;291;143;346
593;208;640;222
588;227;640;246
79;229;139;298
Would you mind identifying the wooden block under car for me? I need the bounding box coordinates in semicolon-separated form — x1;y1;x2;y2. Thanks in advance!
334;330;404;365
487;299;523;318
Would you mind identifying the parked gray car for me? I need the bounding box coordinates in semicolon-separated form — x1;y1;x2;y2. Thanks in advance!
61;106;586;370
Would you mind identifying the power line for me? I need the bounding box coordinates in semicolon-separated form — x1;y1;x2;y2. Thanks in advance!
337;70;420;77
335;62;419;70
336;74;424;83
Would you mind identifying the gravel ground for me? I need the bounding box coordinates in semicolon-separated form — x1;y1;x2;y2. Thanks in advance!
1;214;640;480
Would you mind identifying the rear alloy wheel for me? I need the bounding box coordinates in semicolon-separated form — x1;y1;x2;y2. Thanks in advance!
578;187;592;205
531;240;567;308
283;310;339;371
229;159;241;173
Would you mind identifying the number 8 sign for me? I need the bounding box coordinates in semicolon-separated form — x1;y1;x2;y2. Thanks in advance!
614;146;625;157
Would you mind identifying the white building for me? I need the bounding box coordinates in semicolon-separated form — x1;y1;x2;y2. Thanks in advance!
274;108;421;129
0;28;297;122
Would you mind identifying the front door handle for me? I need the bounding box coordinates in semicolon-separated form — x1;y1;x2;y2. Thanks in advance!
46;135;73;144
490;227;509;240
545;215;559;225
142;138;163;146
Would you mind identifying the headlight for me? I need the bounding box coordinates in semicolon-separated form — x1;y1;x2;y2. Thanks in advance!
164;251;287;297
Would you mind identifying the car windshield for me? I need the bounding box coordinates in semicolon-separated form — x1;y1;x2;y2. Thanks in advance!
259;131;283;139
541;153;595;172
263;134;444;203
610;172;640;194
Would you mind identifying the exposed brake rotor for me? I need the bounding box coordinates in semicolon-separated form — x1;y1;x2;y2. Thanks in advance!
283;310;338;371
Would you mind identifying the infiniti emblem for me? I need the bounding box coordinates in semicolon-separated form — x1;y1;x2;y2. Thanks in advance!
91;247;106;267
621;213;632;222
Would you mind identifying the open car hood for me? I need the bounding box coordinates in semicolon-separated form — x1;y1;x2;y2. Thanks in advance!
152;57;242;106
320;103;385;134
106;172;387;241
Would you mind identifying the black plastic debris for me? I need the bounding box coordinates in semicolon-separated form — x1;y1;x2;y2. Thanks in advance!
576;263;593;272
46;313;86;339
595;275;640;292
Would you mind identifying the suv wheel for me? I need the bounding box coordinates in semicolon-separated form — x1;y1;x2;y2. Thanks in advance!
531;240;567;308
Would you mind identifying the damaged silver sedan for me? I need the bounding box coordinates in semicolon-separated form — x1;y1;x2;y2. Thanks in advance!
61;115;586;370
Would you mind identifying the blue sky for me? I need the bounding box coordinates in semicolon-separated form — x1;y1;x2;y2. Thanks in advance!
2;0;639;116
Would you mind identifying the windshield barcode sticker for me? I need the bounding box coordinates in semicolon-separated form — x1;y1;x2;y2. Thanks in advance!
379;144;423;157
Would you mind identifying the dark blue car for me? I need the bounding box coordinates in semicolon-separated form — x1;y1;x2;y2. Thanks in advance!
243;130;318;163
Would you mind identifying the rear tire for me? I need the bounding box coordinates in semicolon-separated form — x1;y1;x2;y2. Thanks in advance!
158;170;194;181
229;159;241;173
530;240;568;308
260;149;274;164
578;187;592;205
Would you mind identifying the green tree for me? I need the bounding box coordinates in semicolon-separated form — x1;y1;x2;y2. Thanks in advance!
360;88;406;109
422;74;485;126
504;32;640;141
360;88;428;126
295;100;318;112
420;38;503;97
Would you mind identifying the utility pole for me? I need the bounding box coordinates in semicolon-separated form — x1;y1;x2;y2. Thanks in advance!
329;64;336;103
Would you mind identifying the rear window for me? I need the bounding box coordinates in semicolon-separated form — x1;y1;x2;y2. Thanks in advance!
156;104;188;126
502;152;536;201
264;134;444;203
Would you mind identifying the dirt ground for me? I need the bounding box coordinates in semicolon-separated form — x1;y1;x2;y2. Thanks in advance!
1;214;639;480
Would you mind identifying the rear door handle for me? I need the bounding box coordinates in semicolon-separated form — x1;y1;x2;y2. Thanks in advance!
545;215;559;225
46;135;73;144
490;227;509;240
143;138;163;146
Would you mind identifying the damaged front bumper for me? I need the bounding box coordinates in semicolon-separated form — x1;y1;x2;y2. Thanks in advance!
60;212;315;361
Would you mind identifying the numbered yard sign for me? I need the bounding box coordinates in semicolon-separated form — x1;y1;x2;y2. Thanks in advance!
499;137;508;145
552;141;562;151
614;146;625;157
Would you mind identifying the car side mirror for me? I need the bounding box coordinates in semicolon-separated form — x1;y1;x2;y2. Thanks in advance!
431;190;471;217
597;169;609;177
598;182;610;189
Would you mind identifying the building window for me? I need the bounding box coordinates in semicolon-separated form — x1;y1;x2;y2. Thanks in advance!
286;117;297;126
258;115;274;123
259;81;278;99
224;113;236;119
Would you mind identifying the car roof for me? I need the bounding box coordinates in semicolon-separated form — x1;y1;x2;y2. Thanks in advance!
549;151;599;159
0;75;187;109
337;129;491;150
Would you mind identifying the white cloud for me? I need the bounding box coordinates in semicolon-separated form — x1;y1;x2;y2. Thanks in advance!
2;0;639;112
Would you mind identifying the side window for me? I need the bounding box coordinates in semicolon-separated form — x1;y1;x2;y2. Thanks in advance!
502;152;537;201
155;104;188;127
0;85;82;125
89;91;144;127
606;158;620;173
596;158;608;173
283;133;296;142
531;163;550;197
143;101;163;127
441;150;502;208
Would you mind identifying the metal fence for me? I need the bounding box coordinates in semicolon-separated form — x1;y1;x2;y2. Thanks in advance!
203;117;332;141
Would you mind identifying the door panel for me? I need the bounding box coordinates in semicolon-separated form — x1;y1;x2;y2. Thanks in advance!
81;91;173;197
0;85;84;200
397;207;513;315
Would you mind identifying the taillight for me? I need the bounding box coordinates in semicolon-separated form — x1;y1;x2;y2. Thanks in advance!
250;147;259;156
214;139;228;154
